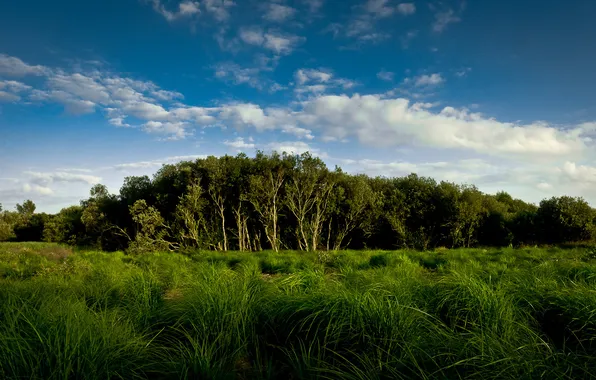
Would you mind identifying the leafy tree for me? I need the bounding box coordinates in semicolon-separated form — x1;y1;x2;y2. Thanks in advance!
16;200;36;217
536;196;595;243
246;152;289;252
285;153;335;251
129;199;176;253
175;180;212;249
329;174;379;250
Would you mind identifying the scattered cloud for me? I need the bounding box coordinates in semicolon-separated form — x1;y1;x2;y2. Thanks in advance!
363;0;396;18
142;121;190;140
377;70;395;81
294;68;357;96
328;0;410;45
223;137;256;151
263;3;296;23
412;73;445;87
23;183;54;196
431;2;465;33
151;89;184;101
302;0;324;13
0;91;20;102
0;54;49;76
4;53;595;169
24;171;102;186
400;30;418;48
201;0;235;21
112;155;207;170
397;3;416;15
455;67;472;77
150;0;200;22
265;141;324;156
214;62;263;88
238;27;304;55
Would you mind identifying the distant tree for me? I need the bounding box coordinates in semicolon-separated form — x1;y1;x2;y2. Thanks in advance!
129;199;176;253
536;196;595;243
246;152;288;252
285;153;335;251
330;174;378;250
120;176;154;205
175;180;212;249
16;200;36;217
81;184;130;249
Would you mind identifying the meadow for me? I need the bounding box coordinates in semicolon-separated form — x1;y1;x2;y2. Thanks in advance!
1;242;595;379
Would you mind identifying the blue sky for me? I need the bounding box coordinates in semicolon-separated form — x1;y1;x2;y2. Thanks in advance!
1;0;596;213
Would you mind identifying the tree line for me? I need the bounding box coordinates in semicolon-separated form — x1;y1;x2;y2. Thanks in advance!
1;152;595;251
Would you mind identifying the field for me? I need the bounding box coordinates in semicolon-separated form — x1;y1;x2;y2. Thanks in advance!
1;243;596;379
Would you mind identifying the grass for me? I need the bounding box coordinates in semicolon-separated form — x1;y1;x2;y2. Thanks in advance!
0;243;595;379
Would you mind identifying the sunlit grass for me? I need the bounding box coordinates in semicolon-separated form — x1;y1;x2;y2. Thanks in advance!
1;242;595;379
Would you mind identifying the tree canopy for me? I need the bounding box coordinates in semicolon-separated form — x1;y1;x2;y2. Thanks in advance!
2;152;595;251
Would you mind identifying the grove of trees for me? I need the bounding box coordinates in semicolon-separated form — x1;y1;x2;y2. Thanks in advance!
1;152;595;251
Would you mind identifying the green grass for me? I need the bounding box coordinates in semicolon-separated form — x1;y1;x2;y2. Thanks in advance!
1;243;596;379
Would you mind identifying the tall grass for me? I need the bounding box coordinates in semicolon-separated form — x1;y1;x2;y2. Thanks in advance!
0;243;595;379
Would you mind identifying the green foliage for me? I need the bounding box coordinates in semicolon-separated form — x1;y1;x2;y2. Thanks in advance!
2;243;596;379
4;152;596;251
537;196;596;243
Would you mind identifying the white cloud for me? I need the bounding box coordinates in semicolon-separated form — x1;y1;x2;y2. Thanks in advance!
239;27;265;45
142;121;190;140
455;67;472;77
413;73;444;87
24;171;102;186
238;27;304;55
4;53;594;171
0;54;49;76
377;70;394;81
397;3;416;15
0;91;20;102
112;155;207;170
213;62;264;89
151;0;200;22
364;0;395;17
294;94;586;158
340;158;498;184
0;80;32;92
293;68;357;96
400;30;418;48
295;69;333;85
23;183;54;196
266;141;324;156
537;182;552;190
223;137;256;151
263;3;296;22
152;89;184;101
202;0;235;21
432;7;463;33
31;89;97;114
109;117;131;127
302;0;324;13
264;32;304;54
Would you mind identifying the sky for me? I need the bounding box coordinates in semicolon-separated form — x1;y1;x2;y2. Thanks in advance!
1;0;596;213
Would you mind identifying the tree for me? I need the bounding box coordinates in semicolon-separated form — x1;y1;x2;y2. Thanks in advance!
285;153;335;251
81;184;130;249
129;200;176;253
201;156;236;251
16;200;36;217
329;174;378;250
536;196;595;243
120;176;154;206
175;180;212;249
393;174;440;250
246;153;289;252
